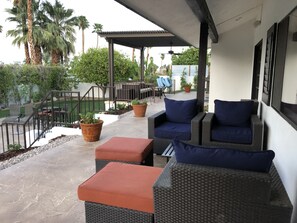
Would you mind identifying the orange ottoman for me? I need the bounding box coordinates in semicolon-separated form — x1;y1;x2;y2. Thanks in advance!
78;162;162;223
95;137;153;172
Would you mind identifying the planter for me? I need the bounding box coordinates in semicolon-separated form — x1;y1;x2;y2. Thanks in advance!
80;120;104;142
184;86;191;93
132;104;147;117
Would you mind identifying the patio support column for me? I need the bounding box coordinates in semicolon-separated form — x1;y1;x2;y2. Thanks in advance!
197;22;208;112
140;47;145;82
108;39;115;100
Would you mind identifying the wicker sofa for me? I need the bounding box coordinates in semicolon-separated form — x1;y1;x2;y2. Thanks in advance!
153;156;293;223
117;83;153;101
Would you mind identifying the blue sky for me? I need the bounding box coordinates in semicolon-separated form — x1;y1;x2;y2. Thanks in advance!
0;0;185;66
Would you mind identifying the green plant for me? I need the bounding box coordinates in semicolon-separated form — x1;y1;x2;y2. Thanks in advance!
79;112;100;124
180;68;192;89
131;98;147;105
8;144;22;151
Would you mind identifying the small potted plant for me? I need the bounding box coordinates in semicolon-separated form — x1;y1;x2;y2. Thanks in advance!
80;112;104;142
131;98;147;117
183;82;192;93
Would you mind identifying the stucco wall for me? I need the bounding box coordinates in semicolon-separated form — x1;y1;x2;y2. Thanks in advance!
210;0;297;221
209;21;254;112
258;0;297;222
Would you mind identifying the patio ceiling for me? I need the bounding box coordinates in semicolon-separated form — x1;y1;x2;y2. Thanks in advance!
98;30;191;49
114;0;263;47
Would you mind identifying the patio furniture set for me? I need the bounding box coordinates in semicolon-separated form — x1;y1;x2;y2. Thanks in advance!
77;98;293;223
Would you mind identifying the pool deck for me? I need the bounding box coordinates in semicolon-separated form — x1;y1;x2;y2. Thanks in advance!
0;92;197;223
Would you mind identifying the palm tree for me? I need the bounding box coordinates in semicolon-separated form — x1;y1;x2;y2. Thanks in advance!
160;53;165;68
92;23;103;48
6;1;31;64
27;0;37;64
77;16;89;53
0;25;3;33
41;0;77;64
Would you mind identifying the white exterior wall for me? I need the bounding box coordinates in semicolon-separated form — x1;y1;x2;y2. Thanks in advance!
210;0;297;221
209;21;254;112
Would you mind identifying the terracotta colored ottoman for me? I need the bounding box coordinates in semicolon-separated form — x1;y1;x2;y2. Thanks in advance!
78;162;163;223
95;137;153;172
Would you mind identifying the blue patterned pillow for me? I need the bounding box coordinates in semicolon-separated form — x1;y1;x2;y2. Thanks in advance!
214;100;254;127
165;98;198;124
173;140;274;173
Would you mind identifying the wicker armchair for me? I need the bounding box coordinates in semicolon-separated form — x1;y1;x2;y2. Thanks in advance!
153;156;292;223
148;110;205;154
202;100;263;151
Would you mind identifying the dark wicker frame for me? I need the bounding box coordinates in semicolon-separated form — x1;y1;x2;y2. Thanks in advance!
85;202;154;223
153;156;292;223
95;148;153;172
202;100;264;151
148;111;205;154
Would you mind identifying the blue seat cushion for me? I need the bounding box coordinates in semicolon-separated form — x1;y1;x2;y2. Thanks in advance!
155;122;191;140
173;140;275;173
165;98;198;124
214;100;254;127
211;125;252;144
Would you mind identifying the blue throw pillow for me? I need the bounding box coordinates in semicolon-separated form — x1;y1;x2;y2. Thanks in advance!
214;100;254;127
165;98;198;123
173;140;275;173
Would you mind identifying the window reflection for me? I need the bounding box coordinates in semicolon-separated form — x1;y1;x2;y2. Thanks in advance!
280;9;297;125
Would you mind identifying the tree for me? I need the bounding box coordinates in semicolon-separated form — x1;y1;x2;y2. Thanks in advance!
160;53;165;67
27;0;37;64
77;16;89;53
92;23;103;48
0;25;2;33
172;47;199;65
41;0;77;64
6;1;31;64
70;48;138;97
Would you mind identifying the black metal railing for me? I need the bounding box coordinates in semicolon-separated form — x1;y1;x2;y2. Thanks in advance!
0;85;126;155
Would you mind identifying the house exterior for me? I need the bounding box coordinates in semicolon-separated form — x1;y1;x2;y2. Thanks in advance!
115;0;297;222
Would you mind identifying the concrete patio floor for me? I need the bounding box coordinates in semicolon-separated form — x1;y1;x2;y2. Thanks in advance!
0;92;197;223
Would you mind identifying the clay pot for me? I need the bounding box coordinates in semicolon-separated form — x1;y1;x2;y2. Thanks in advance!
80;120;104;142
132;104;147;117
184;86;191;93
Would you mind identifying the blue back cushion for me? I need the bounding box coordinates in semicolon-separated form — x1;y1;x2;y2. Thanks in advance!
173;140;274;173
214;100;254;127
165;98;198;123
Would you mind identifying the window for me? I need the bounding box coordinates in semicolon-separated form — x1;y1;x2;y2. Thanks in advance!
272;9;297;129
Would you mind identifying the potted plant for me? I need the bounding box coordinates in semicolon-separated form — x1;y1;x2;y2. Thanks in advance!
180;68;192;93
131;98;147;117
183;83;192;93
80;112;104;142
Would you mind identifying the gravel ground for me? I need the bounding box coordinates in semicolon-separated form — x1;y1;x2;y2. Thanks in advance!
0;135;80;171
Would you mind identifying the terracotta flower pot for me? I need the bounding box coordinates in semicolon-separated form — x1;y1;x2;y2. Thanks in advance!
132;104;147;117
184;86;191;93
80;120;104;142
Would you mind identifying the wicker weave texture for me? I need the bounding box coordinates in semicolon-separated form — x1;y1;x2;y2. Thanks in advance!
95;149;153;172
85;202;154;223
153;156;292;223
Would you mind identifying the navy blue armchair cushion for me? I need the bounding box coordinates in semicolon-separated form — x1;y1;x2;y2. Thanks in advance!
211;125;252;144
173;140;275;173
155;122;191;141
165;98;197;124
214;100;254;127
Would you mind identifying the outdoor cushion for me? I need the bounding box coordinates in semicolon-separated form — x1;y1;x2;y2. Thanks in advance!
78;162;163;213
95;137;153;163
155;122;191;140
211;125;252;144
173;140;275;173
214;99;254;127
165;98;197;124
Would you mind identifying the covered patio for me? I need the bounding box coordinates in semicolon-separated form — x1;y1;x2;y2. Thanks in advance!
0;93;193;222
